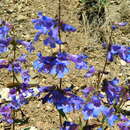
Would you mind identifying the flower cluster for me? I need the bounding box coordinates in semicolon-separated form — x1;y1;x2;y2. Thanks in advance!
32;12;76;48
0;84;53;123
107;44;130;63
0;13;130;130
102;78;124;105
118;120;130;130
17;40;35;53
41;86;85;113
0;23;12;53
0;21;34;123
33;52;94;78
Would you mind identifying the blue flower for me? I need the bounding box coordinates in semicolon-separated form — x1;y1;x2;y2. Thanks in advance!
82;96;106;120
102;42;107;49
0;59;9;69
102;78;122;104
0;25;10;39
41;86;84;113
37;12;56;28
32;12;56;41
17;54;27;63
98;128;103;130
107;44;130;63
44;36;62;48
9;95;28;110
50;59;69;78
0;105;13;124
32;12;76;48
107;114;119;126
21;70;30;83
119;46;130;63
84;66;95;78
44;27;63;48
33;52;70;78
60;121;79;130
0;25;12;53
34;31;43;42
33;52;56;73
111;22;128;30
48;27;63;44
118;120;130;130
42;89;69;108
61;23;76;32
107;45;121;61
0;38;12;53
111;25;118;30
102;108;118;126
58;94;85;113
8;61;22;73
67;53;88;70
17;40;35;53
116;22;128;26
82;87;94;97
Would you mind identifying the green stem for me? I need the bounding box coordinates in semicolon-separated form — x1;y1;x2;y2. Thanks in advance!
12;41;16;130
97;28;113;89
58;0;63;127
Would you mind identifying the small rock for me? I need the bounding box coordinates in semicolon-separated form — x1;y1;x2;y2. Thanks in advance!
68;117;72;122
122;101;130;111
120;59;126;66
22;126;38;130
17;15;27;21
46;104;53;111
35;121;44;130
0;88;11;101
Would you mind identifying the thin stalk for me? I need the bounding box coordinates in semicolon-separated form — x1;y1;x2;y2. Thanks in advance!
96;28;113;89
59;113;62;128
58;0;61;53
58;0;63;127
58;0;63;90
59;78;62;89
12;40;16;130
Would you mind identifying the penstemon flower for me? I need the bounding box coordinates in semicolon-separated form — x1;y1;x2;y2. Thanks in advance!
111;22;128;30
41;86;85;113
107;44;130;63
82;95;106;120
0;11;129;130
118;120;130;130
0;105;13;124
33;52;92;78
0;59;9;68
16;40;35;53
60;121;79;130
32;12;76;48
102;78;123;105
0;26;12;53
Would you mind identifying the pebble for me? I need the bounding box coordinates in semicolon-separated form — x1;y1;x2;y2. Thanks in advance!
21;126;38;130
0;88;11;101
120;59;126;66
17;15;27;21
122;101;130;111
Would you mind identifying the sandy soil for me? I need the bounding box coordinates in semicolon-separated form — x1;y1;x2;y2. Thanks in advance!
0;0;130;129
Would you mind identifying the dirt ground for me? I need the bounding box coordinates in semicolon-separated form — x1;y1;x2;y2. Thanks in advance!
0;0;130;129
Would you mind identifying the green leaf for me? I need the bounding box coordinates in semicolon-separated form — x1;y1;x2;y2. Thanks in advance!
57;109;67;120
80;0;87;3
23;127;31;130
